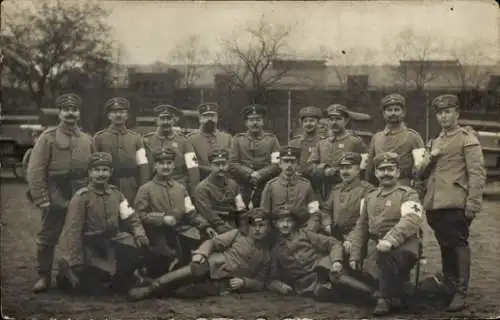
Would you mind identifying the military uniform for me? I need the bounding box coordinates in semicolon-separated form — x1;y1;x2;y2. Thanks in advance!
350;152;423;315
143;105;200;194
193;149;246;234
260;146;321;231
422;94;486;311
229;105;281;208
187;103;233;180
93;97;149;203
57;152;149;293
306;104;367;200
26;93;93;292
134;147;210;276
366;94;425;187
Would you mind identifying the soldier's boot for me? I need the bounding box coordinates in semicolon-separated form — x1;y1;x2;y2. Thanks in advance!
441;246;458;297
447;246;470;312
128;265;193;301
372;298;391;317
336;274;376;296
32;245;55;293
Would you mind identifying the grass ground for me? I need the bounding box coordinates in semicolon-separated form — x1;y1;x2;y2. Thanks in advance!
2;177;500;319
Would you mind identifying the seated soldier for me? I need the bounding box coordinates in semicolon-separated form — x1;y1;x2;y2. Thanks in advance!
261;145;321;231
348;152;424;316
128;208;273;301
193;148;247;234
134;147;217;277
268;206;374;302
321;152;374;257
56;152;150;294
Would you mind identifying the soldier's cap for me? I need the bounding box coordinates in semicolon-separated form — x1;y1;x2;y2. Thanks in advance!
338;152;362;166
373;152;400;169
272;205;299;221
279;145;301;160
55;93;83;109
198;102;219;115
326;104;350;118
245;208;270;225
105;97;130;113
299;105;323;119
242;104;266;119
88;152;113;168
432;94;460;111
153;147;177;162
208;148;230;163
381;93;406;109
154;104;181;117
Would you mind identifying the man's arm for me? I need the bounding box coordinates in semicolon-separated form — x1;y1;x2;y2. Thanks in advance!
192;229;239;256
228;137;254;181
183;190;210;231
134;185;164;227
255;136;281;181
182;138;201;195
463;136;486;214
135;135;150;186
26;132;51;206
350;197;369;263
365;136;377;184
304;186;321;231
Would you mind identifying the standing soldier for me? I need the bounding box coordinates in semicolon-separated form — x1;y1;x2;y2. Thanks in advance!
187;102;232;181
193;148;247;234
260;145;321;231
143;104;200;195
93;97;149;204
289;105;325;195
27;93;93;293
366;93;425;189
307;104;367;200
419;94;486;312
229;104;281;209
349;152;424;316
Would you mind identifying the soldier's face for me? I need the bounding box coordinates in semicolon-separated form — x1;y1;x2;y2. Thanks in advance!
246;115;264;132
248;220;270;240
89;165;112;185
200;112;218;130
375;165;400;186
328;115;348;133
108;109;129;125
58;106;80;124
383;105;406;123
275;216;295;237
280;158;298;176
301;117;318;134
436;107;459;130
155;159;175;177
211;159;229;176
339;163;361;182
157;114;177;129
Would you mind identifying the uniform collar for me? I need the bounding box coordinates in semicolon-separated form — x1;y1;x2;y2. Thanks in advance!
377;184;400;197
439;126;461;138
89;183;112;195
153;175;174;187
383;123;406;135
340;177;361;191
108;125;128;135
57;123;80;136
201;129;219;138
278;173;299;186
155;128;176;140
328;131;348;142
301;132;320;142
246;131;264;140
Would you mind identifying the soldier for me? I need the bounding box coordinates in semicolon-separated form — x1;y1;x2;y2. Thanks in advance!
93;97;149;204
143;104;200;195
193;148;247;234
348;152;424;316
260;145;321;231
229;104;281;209
187;102;232;181
134;147;216;277
366;93;426;189
128;208;273;301
56;152;150;294
27;93;93;293
321;152;374;254
306;104;367;200
267;206;374;301
419;94;486;312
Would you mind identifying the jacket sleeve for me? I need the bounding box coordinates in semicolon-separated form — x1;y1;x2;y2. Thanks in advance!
463;135;486;213
134;185;164;227
305;231;342;263
382;189;423;248
306;143;329;180
26;133;51;206
354;137;368;154
119;193;147;237
255;136;281;181
259;181;273;214
228;137;254;182
64;194;86;268
193;229;239;256
193;184;232;234
320;191;334;228
350;197;369;262
183;191;210;230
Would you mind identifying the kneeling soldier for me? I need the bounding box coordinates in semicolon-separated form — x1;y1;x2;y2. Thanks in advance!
193;148;247;234
268;206;374;301
349;152;423;316
134;147;217;277
56;152;150;294
128;208;273;301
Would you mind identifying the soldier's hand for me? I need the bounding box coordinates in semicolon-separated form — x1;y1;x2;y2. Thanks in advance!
324;225;331;235
249;171;261;185
343;241;352;254
206;227;218;238
331;262;343;273
279;283;294;295
163;215;177;226
134;235;150;249
376;240;393;252
465;209;476;223
349;260;360;271
229;277;245;290
38;201;51;211
191;253;206;264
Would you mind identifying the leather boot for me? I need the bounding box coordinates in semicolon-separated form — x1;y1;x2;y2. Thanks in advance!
447;246;470;312
373;298;391;316
441;246;458;296
33;245;55;293
335;273;375;295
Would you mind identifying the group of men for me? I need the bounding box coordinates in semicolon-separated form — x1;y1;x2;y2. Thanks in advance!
24;91;486;317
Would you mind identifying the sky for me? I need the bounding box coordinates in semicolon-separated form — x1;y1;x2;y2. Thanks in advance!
2;0;499;65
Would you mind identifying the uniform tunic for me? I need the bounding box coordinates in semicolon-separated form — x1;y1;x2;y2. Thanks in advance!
193;173;246;234
93;126;149;203
187;130;233;180
289;132;324;174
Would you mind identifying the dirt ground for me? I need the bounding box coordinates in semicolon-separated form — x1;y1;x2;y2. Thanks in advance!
2;178;500;320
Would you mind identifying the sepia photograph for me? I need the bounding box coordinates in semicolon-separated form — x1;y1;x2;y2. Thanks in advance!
1;0;499;319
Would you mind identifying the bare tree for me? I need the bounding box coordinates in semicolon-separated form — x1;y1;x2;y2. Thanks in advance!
0;0;118;109
217;16;296;103
168;34;210;89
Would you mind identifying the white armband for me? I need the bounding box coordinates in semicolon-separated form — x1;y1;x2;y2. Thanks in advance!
308;200;319;213
401;201;423;217
135;148;148;165
184;152;198;169
271;151;280;164
119;199;135;219
184;196;196;213
412;148;427;170
360;198;366;215
235;194;246;211
360;153;369;170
